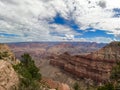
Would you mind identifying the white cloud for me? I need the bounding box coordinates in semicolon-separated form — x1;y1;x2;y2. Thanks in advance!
0;0;119;43
106;0;120;9
87;37;113;43
68;37;113;43
65;34;74;40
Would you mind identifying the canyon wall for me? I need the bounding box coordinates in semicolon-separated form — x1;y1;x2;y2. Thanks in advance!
50;42;120;84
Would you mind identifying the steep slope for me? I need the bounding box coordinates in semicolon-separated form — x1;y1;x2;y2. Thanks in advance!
0;44;19;64
0;44;70;90
87;41;120;60
41;77;70;90
50;42;120;84
0;44;19;90
0;60;19;90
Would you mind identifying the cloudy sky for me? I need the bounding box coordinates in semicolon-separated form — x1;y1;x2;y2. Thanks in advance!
0;0;120;43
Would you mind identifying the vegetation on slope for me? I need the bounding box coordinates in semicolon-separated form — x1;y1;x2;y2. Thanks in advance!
73;82;81;90
13;53;42;90
118;42;120;46
98;62;120;90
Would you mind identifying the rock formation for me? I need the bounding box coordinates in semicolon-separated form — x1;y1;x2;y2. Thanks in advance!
50;42;120;84
0;44;71;90
0;60;19;90
8;42;106;60
41;77;70;90
0;44;19;64
88;41;120;61
0;44;19;90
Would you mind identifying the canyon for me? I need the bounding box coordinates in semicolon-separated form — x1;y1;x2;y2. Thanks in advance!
7;42;107;89
50;42;120;85
2;41;120;89
0;44;71;90
8;42;106;59
0;44;19;90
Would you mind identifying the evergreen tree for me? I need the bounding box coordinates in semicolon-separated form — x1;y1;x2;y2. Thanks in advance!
13;53;42;90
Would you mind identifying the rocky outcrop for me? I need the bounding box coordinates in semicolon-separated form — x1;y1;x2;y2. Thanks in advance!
0;44;19;65
50;42;120;84
0;44;19;90
87;41;120;61
41;77;70;90
0;44;70;90
0;60;19;90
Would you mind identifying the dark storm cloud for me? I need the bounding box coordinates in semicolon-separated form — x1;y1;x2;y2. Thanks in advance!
98;1;106;8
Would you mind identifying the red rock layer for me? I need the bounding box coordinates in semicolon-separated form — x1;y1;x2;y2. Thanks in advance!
50;52;116;84
50;42;120;83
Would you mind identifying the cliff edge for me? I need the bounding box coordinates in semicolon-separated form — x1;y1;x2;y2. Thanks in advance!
0;44;19;90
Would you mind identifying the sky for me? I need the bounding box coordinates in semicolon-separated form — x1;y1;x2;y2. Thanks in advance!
0;0;120;43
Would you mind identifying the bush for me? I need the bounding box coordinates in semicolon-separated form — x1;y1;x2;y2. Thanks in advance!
18;78;40;90
118;42;120;46
73;82;80;90
0;51;9;59
97;83;114;90
13;53;42;90
21;53;41;80
110;62;120;81
98;62;120;90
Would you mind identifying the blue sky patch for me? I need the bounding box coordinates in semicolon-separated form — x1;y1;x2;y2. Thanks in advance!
113;8;120;18
0;33;19;37
50;13;115;41
50;13;79;30
75;29;114;39
51;13;66;25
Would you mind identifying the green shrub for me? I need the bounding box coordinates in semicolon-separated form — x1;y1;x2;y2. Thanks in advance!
118;42;120;46
73;82;80;90
21;53;41;80
3;51;9;57
0;51;9;59
98;62;120;90
97;83;114;90
13;63;32;80
13;53;42;90
110;62;120;81
18;78;40;90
